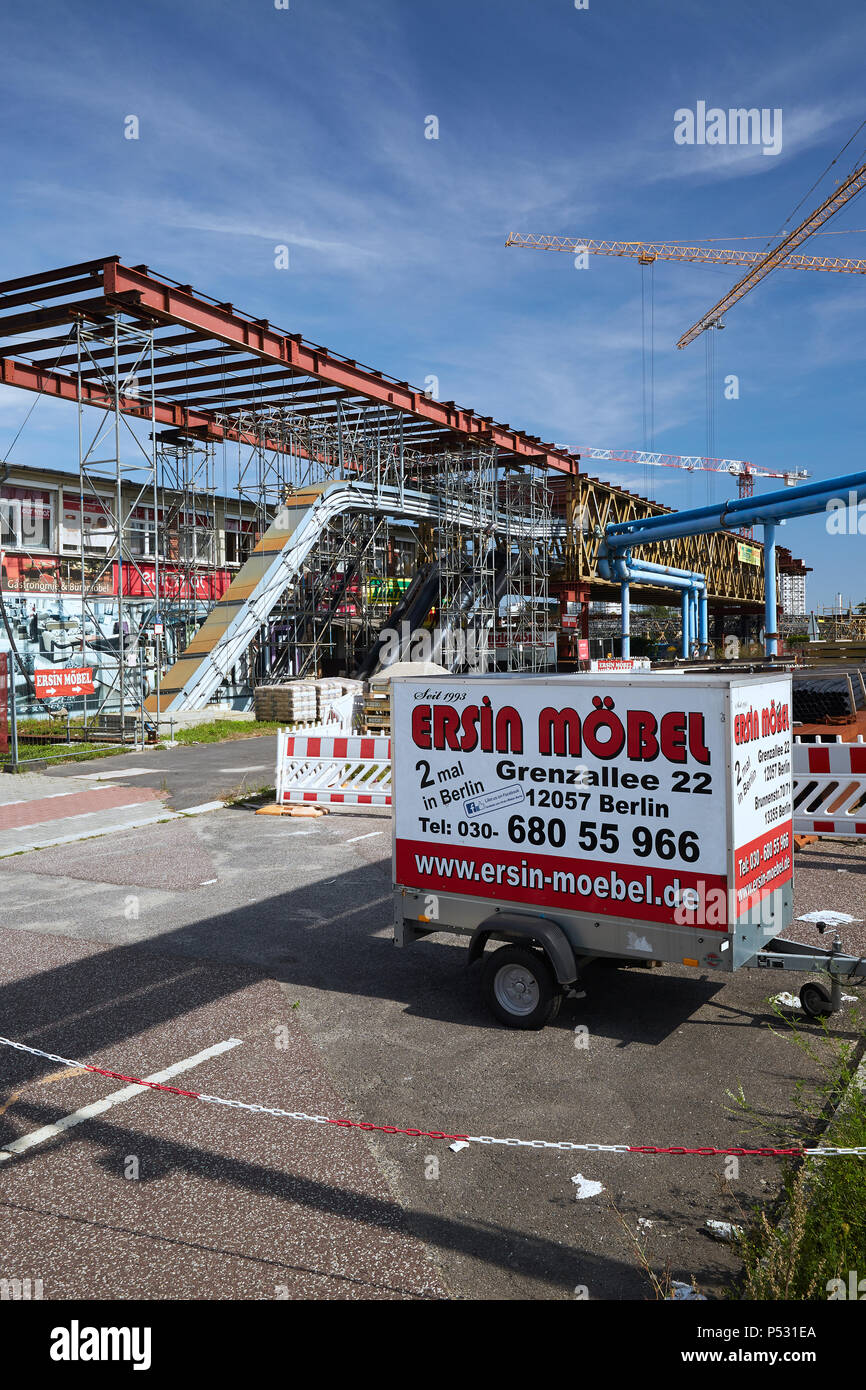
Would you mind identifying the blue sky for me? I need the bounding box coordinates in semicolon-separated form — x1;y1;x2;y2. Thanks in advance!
1;0;864;605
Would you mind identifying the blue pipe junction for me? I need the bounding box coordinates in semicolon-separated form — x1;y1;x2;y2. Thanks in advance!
598;550;709;660
602;469;866;660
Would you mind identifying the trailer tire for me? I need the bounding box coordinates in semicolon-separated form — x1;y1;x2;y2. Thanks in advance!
481;945;562;1030
799;980;833;1019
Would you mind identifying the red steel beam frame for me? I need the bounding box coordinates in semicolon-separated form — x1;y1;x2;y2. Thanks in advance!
0;354;293;456
98;263;577;474
0;258;579;474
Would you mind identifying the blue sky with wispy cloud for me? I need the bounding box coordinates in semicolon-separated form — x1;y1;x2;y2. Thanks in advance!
1;0;864;603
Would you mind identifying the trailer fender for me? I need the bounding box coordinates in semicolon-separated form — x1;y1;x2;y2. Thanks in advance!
467;913;578;986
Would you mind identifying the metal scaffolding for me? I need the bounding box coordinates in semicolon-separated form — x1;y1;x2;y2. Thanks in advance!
74;317;158;727
498;462;553;672
158;436;217;631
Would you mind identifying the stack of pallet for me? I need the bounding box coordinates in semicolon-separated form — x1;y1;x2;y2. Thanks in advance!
363;685;391;735
254;682;318;723
362;659;448;735
314;679;346;721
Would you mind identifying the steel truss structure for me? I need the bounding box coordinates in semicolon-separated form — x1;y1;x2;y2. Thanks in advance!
0;256;765;716
552;474;765;607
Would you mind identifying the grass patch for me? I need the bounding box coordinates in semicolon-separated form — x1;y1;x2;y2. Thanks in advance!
171;719;283;745
13;742;125;765
219;781;276;807
727;1005;866;1300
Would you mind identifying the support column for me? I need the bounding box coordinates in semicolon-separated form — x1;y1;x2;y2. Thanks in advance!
764;521;778;658
699;589;709;657
620;579;630;658
681;590;690;659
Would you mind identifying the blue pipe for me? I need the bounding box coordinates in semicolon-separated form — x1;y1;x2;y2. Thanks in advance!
605;469;866;548
609;556;704;589
624;559;710;660
601;551;709;661
621;557;705;582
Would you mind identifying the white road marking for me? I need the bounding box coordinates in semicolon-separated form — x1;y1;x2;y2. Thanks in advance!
66;768;154;780
262;829;318;837
0;1037;243;1161
218;765;268;773
345;831;383;843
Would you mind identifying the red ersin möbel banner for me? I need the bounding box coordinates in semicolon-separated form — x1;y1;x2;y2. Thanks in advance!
33;668;95;696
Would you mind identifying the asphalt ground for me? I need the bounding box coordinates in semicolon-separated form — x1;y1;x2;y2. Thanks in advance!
45;734;280;811
1;801;862;1300
0;929;443;1300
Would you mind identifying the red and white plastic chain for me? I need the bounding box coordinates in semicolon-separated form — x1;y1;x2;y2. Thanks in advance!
1;1036;863;1157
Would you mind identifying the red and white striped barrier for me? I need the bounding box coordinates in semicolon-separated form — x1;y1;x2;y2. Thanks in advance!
793;737;866;837
1;1036;863;1157
275;732;392;807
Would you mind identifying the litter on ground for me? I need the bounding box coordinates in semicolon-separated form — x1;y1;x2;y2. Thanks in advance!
669;1281;707;1301
571;1174;604;1200
705;1220;743;1242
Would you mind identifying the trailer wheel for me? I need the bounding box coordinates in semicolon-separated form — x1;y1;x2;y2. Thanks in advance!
799;981;833;1019
481;945;562;1030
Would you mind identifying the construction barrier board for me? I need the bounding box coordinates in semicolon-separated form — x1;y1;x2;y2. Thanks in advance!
275;732;392;807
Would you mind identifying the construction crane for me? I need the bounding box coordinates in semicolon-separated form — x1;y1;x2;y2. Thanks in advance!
575;446;809;499
506;232;866;276
677;157;866;347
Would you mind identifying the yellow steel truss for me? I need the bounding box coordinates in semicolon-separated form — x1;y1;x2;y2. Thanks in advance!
552;475;764;607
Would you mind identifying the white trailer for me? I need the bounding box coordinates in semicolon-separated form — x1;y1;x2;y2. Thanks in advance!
391;671;866;1028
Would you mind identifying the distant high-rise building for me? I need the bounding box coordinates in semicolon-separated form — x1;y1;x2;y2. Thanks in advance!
776;547;811;616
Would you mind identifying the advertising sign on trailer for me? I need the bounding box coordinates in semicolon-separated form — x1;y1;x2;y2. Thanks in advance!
728;678;793;918
392;673;793;930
